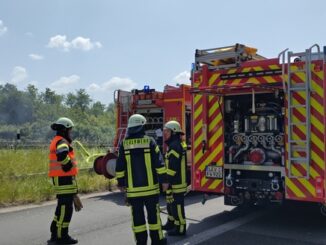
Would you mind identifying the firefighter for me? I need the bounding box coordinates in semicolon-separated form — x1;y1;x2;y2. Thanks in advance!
115;114;168;245
48;117;79;244
162;120;187;236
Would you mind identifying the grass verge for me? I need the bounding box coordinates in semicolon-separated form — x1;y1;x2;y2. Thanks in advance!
0;147;115;207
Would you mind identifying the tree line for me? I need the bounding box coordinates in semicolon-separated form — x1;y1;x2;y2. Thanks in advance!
0;83;116;145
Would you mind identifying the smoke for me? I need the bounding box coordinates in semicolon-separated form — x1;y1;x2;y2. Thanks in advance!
0;85;34;125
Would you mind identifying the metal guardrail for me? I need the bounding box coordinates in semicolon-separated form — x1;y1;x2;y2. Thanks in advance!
0;140;109;180
0;141;111;149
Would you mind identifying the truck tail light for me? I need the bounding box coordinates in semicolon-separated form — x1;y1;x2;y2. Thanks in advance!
315;177;324;198
195;170;201;188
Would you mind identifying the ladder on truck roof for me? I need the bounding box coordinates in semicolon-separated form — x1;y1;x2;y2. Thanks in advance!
285;44;321;179
194;43;266;71
114;90;132;148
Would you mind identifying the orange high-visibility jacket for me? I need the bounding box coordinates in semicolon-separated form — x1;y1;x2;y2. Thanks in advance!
48;135;78;177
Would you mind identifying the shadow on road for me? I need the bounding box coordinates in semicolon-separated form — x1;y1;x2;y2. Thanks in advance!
89;191;127;206
88;190;222;208
176;200;326;245
262;200;326;227
187;204;263;235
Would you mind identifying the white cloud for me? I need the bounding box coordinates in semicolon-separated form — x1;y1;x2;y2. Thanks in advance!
103;77;137;91
87;83;101;91
11;66;28;84
47;35;71;51
87;77;137;92
50;75;80;92
173;71;191;85
87;77;137;104
47;35;102;52
29;53;44;60
71;37;102;51
0;20;8;36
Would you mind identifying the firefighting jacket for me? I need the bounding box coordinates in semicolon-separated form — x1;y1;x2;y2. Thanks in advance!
165;136;187;194
48;135;78;177
49;135;78;195
115;132;167;198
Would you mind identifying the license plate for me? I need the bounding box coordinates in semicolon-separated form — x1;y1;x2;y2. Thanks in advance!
205;166;223;179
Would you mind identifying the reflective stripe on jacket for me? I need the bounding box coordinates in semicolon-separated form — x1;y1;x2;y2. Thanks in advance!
51;176;78;195
116;135;166;198
48;135;78;177
165;140;187;193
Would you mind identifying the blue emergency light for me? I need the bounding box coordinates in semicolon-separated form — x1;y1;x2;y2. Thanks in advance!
191;63;195;71
144;85;150;93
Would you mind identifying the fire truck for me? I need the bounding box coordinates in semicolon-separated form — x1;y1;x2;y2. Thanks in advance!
93;84;192;179
191;43;326;212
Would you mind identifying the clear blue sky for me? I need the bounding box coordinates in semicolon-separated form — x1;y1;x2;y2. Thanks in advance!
0;0;325;105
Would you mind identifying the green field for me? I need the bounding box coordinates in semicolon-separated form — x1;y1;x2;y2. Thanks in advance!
0;145;114;207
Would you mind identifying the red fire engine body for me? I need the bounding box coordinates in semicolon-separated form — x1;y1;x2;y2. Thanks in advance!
191;44;326;209
93;84;192;179
113;85;191;152
94;43;326;213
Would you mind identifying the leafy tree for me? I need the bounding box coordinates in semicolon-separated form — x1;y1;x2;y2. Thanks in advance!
65;92;77;109
0;84;116;145
41;88;63;105
91;101;105;116
75;89;92;112
26;84;38;101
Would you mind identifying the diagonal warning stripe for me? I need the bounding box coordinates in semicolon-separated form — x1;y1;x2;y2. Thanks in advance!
194;119;203;135
199;143;223;171
208;179;223;190
194;104;203;120
209;74;219;86
286;178;305;198
201;176;210;187
194;94;202;106
290;167;315;196
209;126;223;148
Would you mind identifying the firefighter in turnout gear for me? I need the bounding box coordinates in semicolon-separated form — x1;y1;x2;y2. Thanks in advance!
115;114;169;245
162;120;187;236
48;117;79;244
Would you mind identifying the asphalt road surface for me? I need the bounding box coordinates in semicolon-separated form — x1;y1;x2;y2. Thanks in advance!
1;192;326;245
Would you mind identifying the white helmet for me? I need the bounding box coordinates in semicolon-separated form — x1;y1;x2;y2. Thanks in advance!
51;117;74;130
164;120;184;134
127;114;146;129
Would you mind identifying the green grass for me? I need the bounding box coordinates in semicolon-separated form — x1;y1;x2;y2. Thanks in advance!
0;146;115;207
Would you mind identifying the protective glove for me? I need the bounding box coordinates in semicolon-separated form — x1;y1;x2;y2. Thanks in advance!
162;183;169;192
62;161;73;172
166;189;174;204
73;194;83;212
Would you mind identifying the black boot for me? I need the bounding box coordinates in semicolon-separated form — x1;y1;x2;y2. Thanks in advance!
56;235;78;244
167;226;186;236
162;220;174;231
152;237;167;245
158;237;167;245
48;221;57;243
47;236;57;244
